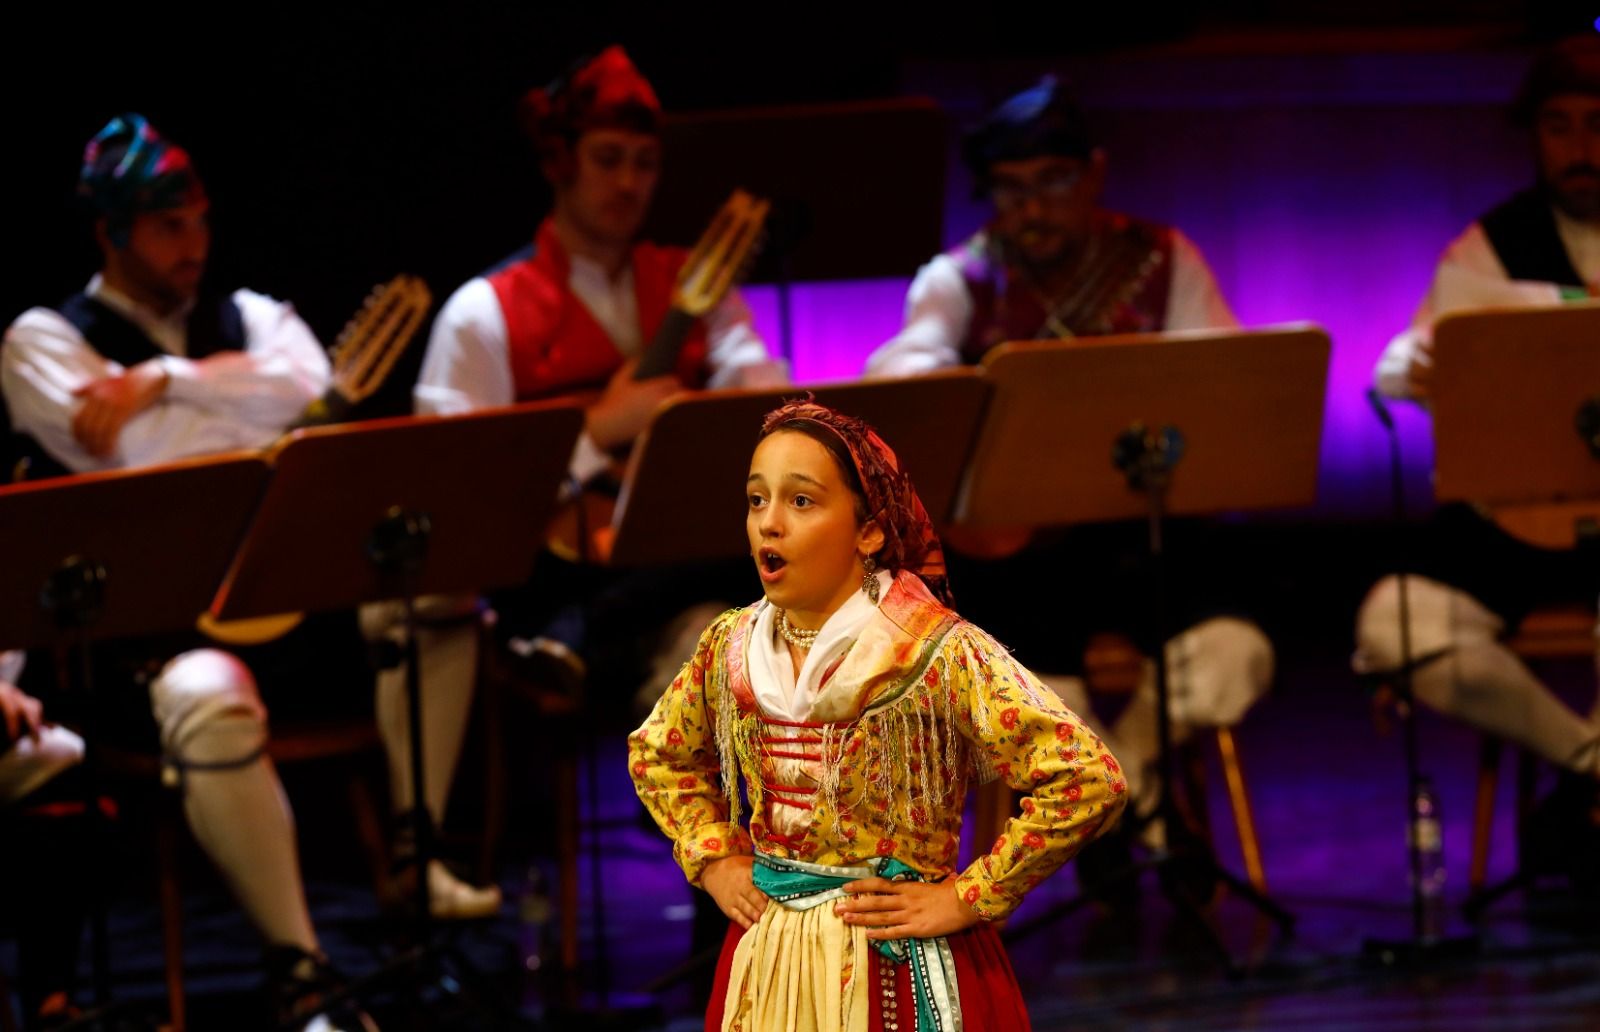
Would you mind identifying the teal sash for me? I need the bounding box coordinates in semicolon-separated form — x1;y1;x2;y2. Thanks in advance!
752;852;963;1032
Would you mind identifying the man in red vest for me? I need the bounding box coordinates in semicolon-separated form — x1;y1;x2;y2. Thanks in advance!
416;47;784;702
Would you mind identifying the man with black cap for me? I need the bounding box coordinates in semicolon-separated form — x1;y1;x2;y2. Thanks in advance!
866;77;1269;886
866;74;1237;374
1354;35;1600;879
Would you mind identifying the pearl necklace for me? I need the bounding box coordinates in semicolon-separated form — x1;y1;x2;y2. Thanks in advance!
776;609;819;650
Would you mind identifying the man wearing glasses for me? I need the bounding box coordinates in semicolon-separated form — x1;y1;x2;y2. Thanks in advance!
866;75;1236;375
865;77;1260;905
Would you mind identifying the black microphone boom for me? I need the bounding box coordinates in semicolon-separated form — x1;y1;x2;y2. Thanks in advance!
1366;386;1396;432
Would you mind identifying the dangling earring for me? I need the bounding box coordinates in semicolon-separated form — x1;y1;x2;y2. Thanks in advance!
862;555;880;605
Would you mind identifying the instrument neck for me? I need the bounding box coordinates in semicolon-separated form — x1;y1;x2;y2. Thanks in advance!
634;306;695;380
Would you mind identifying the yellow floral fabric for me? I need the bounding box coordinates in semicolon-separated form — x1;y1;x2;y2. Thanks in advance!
628;573;1128;921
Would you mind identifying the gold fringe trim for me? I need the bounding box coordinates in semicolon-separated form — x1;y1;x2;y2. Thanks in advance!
714;623;1017;843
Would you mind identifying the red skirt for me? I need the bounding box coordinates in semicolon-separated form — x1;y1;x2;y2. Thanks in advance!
704;918;1030;1031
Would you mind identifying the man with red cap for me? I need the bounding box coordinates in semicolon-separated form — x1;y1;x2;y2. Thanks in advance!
1354;35;1600;888
417;47;784;706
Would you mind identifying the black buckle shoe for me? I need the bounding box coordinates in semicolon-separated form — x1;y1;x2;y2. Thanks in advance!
265;945;379;1032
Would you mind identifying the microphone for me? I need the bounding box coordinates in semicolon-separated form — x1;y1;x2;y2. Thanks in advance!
1366;387;1396;433
39;556;108;630
1575;396;1600;461
1112;423;1185;490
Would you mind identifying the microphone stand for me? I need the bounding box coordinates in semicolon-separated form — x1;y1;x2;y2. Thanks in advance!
1006;423;1294;976
1359;388;1478;966
43;558;158;1032
329;508;532;1030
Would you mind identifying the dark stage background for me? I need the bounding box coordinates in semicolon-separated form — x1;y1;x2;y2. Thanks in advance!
0;4;1590;537
5;9;1600;1027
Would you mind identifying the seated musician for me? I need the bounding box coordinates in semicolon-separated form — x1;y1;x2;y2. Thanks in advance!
1;653;88;1029
1353;36;1600;880
0;115;484;1028
417;46;786;714
866;76;1273;885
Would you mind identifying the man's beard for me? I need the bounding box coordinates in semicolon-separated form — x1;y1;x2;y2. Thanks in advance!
1548;165;1600;221
144;269;202;310
1008;224;1080;273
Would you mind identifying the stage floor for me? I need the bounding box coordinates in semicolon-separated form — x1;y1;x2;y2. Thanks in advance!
5;650;1599;1031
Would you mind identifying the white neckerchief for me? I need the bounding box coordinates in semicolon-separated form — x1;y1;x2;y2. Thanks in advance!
86;273;195;358
567;253;642;357
749;569;894;723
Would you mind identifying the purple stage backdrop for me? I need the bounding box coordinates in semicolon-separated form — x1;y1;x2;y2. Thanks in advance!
738;46;1543;522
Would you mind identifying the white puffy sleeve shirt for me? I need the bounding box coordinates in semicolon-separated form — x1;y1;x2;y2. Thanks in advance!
415;266;786;482
864;228;1238;377
1375;210;1600;400
1;278;329;474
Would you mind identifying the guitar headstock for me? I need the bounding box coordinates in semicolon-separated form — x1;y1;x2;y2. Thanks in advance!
329;274;432;404
674;189;770;317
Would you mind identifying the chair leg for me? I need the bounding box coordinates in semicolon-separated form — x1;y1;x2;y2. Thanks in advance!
345;772;389;902
1470;736;1503;893
556;741;581;974
1514;748;1538;835
0;967;19;1032
156;808;187;1032
1179;741;1214;846
478;653;507;889
1215;726;1267;895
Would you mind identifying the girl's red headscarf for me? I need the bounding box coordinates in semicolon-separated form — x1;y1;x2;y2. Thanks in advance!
760;399;953;607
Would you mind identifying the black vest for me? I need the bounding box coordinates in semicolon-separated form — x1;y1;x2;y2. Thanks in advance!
2;291;246;482
1478;188;1586;288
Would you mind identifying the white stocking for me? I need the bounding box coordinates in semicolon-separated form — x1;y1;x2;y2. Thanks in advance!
1355;575;1600;777
153;649;317;952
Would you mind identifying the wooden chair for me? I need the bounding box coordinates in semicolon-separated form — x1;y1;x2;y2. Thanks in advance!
969;633;1269;894
475;611;584;977
101;718;387;1032
1469;602;1596;893
1083;633;1269;893
0;966;18;1032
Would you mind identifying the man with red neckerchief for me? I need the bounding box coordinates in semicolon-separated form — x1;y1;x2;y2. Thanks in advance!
866;77;1270;896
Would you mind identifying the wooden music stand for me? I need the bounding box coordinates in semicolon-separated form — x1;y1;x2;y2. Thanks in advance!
1431;303;1600;919
958;325;1329;530
606;369;989;567
644;98;947;284
1432;303;1600;549
0;453;269;1018
206;401;581;1012
210;402;582;621
642;98;947;360
0;455;268;650
958;326;1330;971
